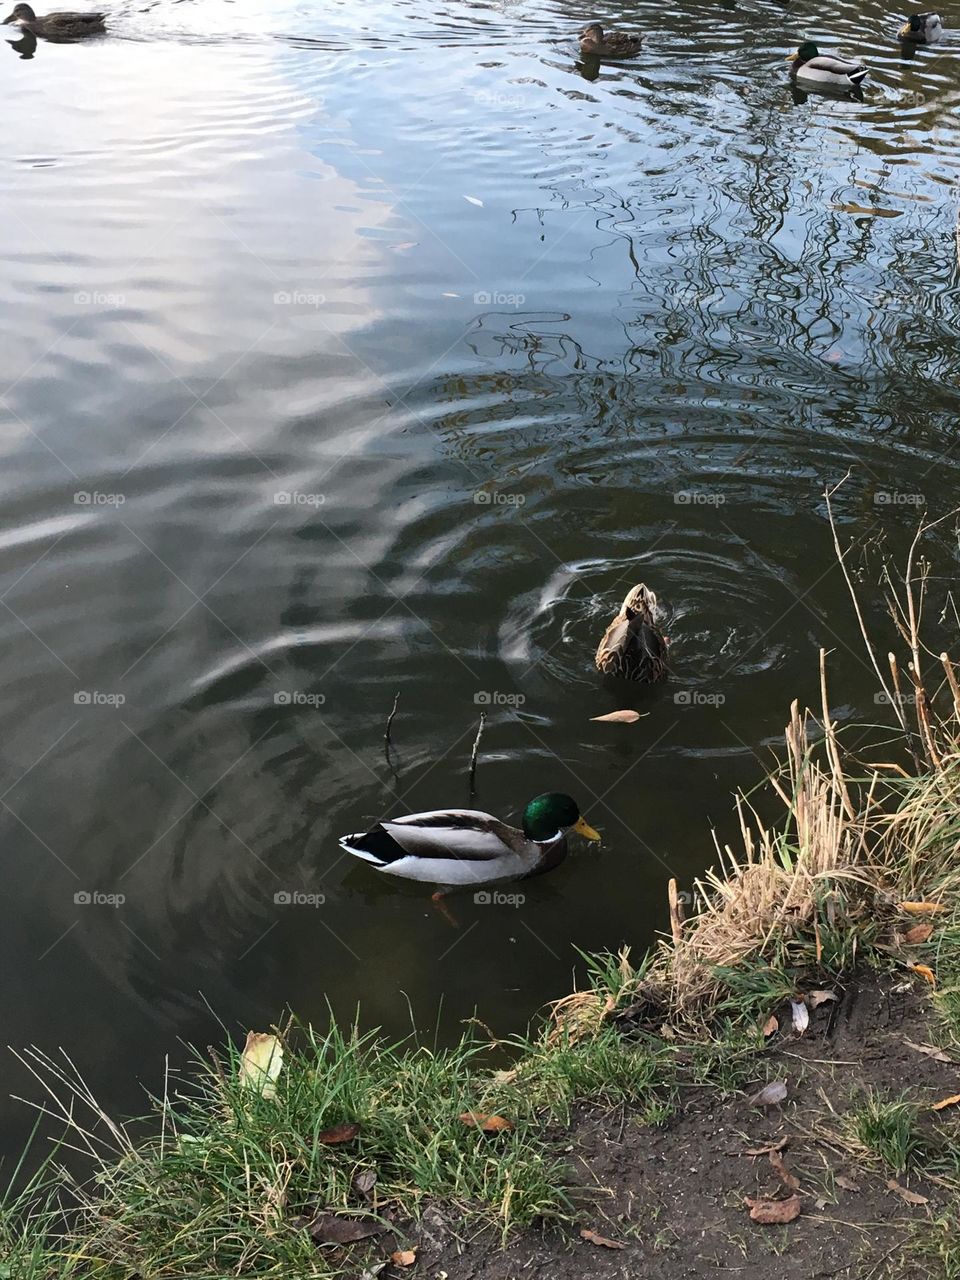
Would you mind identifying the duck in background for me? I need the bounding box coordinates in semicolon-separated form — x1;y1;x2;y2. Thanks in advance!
786;42;868;88
595;584;669;682
2;4;104;37
579;22;643;59
898;12;943;42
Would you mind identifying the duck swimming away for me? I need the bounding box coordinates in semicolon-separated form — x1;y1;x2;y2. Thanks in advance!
899;12;943;42
340;792;600;896
579;22;643;59
2;4;105;37
595;583;668;682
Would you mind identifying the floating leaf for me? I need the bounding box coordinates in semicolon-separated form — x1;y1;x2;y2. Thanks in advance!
829;202;901;218
590;710;643;724
900;901;947;915
909;963;936;986
749;1080;788;1108
317;1121;361;1145
463;195;484;207
903;924;934;944
836;1174;861;1192
743;1137;788;1158
239;1032;283;1100
807;990;839;1008
886;1179;929;1206
904;1039;953;1064
301;1212;384;1244
580;1228;626;1249
745;1195;801;1224
458;1111;512;1132
761;1015;779;1038
931;1093;960;1112
391;1249;417;1267
442;292;460;298
790;1000;810;1034
769;1148;800;1192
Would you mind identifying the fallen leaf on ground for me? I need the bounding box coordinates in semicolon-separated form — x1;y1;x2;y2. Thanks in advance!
590;710;642;724
909;963;936;986
904;1039;953;1064
886;1179;929;1206
761;1015;778;1037
900;901;947;915
743;1136;788;1157
391;1249;417;1266
790;1000;810;1034
317;1121;361;1145
301;1212;384;1244
807;990;838;1008
903;923;934;944
836;1175;861;1192
353;1169;378;1196
744;1195;801;1224
769;1148;801;1191
580;1228;626;1249
659;1023;677;1040
931;1093;960;1112
458;1111;513;1132
239;1032;283;1100
749;1080;788;1108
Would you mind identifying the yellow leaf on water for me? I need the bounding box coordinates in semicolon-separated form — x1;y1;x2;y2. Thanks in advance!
590;710;643;724
239;1032;283;1100
931;1093;960;1112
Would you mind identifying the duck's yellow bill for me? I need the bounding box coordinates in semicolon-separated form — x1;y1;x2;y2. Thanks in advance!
785;52;798;61
574;815;601;841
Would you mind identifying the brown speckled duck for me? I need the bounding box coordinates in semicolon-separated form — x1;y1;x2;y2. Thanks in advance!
2;3;105;37
579;22;642;59
595;584;668;682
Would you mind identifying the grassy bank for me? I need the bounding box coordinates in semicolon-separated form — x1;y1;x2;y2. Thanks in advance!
5;519;960;1277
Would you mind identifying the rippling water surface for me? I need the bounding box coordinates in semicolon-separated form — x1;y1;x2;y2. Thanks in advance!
2;0;960;1153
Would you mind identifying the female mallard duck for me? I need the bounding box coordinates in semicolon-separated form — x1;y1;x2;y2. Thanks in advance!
341;792;600;895
786;42;868;87
579;22;642;59
2;3;104;36
899;12;943;42
595;583;668;682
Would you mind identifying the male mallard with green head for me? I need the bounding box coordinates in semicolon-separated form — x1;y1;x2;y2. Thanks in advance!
898;12;943;42
595;583;668;682
2;3;104;36
786;42;868;87
341;792;600;896
579;22;642;59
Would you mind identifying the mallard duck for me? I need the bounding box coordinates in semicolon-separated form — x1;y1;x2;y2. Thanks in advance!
899;12;943;42
786;43;868;87
595;583;668;682
2;3;104;37
340;792;600;895
579;22;642;59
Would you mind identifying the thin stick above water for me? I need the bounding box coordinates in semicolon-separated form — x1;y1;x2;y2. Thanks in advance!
469;712;486;795
384;690;401;752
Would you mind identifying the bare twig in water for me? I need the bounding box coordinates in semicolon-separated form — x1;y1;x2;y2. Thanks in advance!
469;712;486;795
384;691;401;753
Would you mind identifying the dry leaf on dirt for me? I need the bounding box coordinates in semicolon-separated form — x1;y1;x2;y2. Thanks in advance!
317;1121;361;1145
769;1148;801;1191
458;1111;513;1132
790;1000;810;1034
931;1093;960;1112
903;923;935;944
659;1023;677;1040
580;1228;626;1250
886;1179;929;1206
899;901;947;915
743;1136;788;1157
909;963;936;986
744;1195;801;1224
807;990;838;1008
390;1249;417;1267
749;1080;788;1108
590;710;643;724
836;1175;861;1192
239;1032;283;1100
761;1015;778;1037
904;1039;953;1064
301;1212;385;1244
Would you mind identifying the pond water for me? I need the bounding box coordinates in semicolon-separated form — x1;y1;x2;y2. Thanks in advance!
2;0;959;1159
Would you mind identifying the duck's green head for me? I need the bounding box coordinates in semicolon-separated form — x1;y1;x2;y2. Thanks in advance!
522;792;600;843
787;41;819;65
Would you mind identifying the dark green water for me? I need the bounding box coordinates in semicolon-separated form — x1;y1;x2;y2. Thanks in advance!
2;0;959;1157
